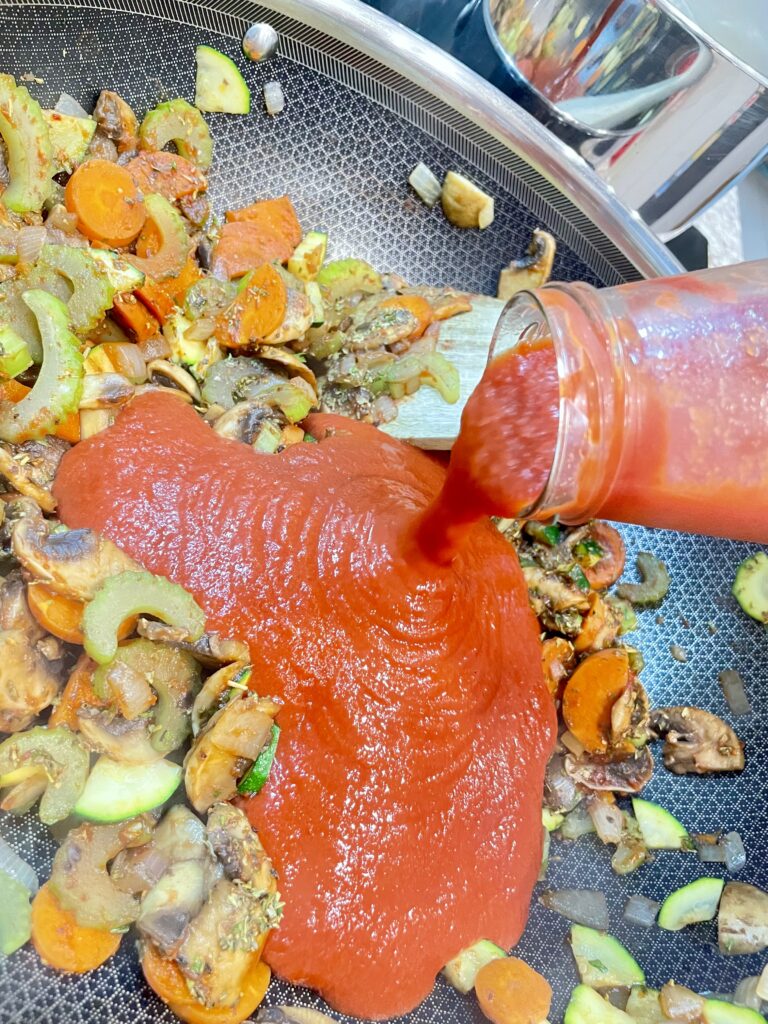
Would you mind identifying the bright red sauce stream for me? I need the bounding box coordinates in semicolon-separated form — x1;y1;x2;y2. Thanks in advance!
54;391;555;1019
418;340;560;562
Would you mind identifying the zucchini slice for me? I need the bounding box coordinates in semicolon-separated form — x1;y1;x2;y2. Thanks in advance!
704;1000;767;1024
44;110;97;175
195;45;251;115
441;939;507;994
632;798;690;850
75;756;182;822
0;74;54;214
237;723;280;795
658;877;724;931
139;97;213;170
129;193;190;282
569;924;645;988
732;551;768;623
315;258;382;301
288;231;328;281
564;984;636;1024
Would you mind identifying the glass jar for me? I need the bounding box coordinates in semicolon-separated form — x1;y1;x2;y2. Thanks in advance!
493;260;768;541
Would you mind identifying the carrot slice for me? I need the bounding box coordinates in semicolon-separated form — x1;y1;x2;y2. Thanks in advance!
65;159;146;248
211;222;294;281
135;259;201;321
226;195;301;239
31;883;121;973
112;293;162;343
474;956;552;1024
561;647;631;755
141;943;270;1024
125;151;207;201
581;523;626;590
541;636;575;699
216;264;287;347
379;295;433;339
0;381;80;443
27;582;86;644
49;653;103;730
573;592;617;654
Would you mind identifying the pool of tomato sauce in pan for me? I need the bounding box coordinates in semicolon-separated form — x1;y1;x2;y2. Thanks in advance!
54;388;556;1019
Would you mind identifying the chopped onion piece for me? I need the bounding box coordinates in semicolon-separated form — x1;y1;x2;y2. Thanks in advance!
697;836;727;863
660;982;705;1022
16;226;46;264
722;831;747;874
264;81;285;116
408;162;442;208
605;988;631;1010
0;837;38;894
539;888;609;930
561;730;586;757
733;977;763;1011
719;670;752;716
560;803;596;840
55;91;90;118
757;964;768;1002
623;894;659;928
588;797;624;844
184;316;217;343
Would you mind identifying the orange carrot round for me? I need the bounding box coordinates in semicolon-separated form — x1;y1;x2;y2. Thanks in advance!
31;883;122;973
141;943;270;1024
582;523;626;590
474;956;552;1024
48;653;102;730
125;151;207;201
27;582;86;644
379;295;433;339
65;159;146;247
561;647;631;754
216;263;287;348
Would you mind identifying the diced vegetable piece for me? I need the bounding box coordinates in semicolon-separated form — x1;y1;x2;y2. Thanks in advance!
135;259;200;322
75;756;181;822
288;231;328;281
201;355;278;409
0;837;38;894
306;280;325;326
84;342;148;384
195;45;251;114
569;924;645;989
44;110;97;174
316;257;383;301
113;293;161;343
562;648;631;755
441;170;494;229
31;883;121;973
626;987;666;1024
27;582;86;644
65;159;146;248
216;263;288;347
139;97;213;170
560;804;596;840
539;889;609;931
474;956;552;1024
0;725;90;824
704;1000;767;1024
39;244;144;333
734;977;764;1012
441;939;507;994
605;595;638;636
409;161;442;208
524;520;562;546
631;798;690;850
660;982;706;1022
237;723;280;794
83;570;205;665
616;552;670;606
658;877;724;931
129;192;190;282
718;671;752;717
126;150;207;201
0;868;32;954
718;881;768;955
722;831;747;874
212;195;302;279
263;80;285;116
623;895;659;929
565;984;636;1024
0;290;83;442
497;229;556;300
0;74;54;214
542;808;565;832
732;552;768;623
369;352;460;404
0;325;32;379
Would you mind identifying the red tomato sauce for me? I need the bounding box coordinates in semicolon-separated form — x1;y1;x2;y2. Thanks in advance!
54;392;555;1019
418;339;560;562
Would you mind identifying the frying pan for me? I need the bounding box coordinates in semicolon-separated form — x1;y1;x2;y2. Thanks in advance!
0;1;765;1021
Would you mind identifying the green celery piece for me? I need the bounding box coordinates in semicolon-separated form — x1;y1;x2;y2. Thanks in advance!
0;325;32;378
237;723;281;794
128;193;190;282
0;869;32;954
370;352;460;404
0;290;83;442
0;725;90;824
38;245;144;333
139;98;213;170
0;75;54;214
83;571;205;665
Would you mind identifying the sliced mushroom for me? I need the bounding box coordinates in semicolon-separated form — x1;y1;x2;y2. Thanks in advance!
137;618;250;668
718;881;768;955
258;344;317;391
79;371;134;410
11;508;142;600
543;754;582;813
207;803;277;893
0;437;69;513
147;359;202;402
93;90;139;154
0;622;63;733
212;400;284;447
398;284;473;321
522;565;591;614
564;746;654;794
112;805;210;894
77;706;163;764
0;572;44;638
184;693;279;813
652;706;745;774
49;815;155;930
497;229;556;300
